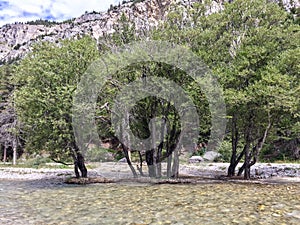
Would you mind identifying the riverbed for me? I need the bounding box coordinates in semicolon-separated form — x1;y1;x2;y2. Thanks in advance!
0;163;300;224
0;179;300;224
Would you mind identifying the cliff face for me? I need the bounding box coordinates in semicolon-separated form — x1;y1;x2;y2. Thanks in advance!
0;0;174;63
0;0;299;64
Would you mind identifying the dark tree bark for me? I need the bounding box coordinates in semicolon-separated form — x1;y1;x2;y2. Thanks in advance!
146;149;156;177
228;114;239;177
77;152;87;178
122;144;138;178
72;144;87;178
227;113;246;177
136;151;145;176
3;143;7;162
238;119;272;178
243;114;253;180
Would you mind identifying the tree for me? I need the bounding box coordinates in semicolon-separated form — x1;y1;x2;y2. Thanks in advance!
156;0;299;179
14;36;99;177
95;14;211;178
0;64;21;164
191;0;299;179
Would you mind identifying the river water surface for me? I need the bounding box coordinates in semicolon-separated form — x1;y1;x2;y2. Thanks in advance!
0;179;300;224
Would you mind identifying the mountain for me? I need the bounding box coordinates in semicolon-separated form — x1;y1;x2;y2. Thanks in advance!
0;0;299;64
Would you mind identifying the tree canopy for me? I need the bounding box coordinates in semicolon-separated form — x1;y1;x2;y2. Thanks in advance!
4;0;299;179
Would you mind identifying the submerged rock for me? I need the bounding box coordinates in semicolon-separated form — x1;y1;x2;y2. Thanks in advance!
65;177;115;184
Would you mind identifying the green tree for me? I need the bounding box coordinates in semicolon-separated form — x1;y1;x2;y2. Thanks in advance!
0;64;21;164
14;36;99;177
96;14;211;178
158;0;299;179
193;0;299;179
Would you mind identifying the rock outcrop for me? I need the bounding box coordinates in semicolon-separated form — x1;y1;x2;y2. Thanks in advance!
0;0;174;63
0;0;299;64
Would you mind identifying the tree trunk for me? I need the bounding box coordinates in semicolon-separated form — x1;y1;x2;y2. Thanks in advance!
3;143;7;162
77;152;87;178
227;163;236;177
243;127;252;180
151;117;160;178
156;144;162;178
72;145;87;178
146;149;156;177
171;148;179;178
12;139;17;165
243;142;252;179
167;150;172;178
122;144;138;178
228;114;239;177
241;116;271;179
136;151;144;176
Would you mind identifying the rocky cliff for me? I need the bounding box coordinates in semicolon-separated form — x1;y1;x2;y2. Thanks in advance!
0;0;299;64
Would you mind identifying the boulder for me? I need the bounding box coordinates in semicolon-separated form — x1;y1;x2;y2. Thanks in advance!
203;151;221;161
118;157;127;163
189;156;204;163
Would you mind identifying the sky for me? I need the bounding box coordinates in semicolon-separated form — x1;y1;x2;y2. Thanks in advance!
0;0;122;26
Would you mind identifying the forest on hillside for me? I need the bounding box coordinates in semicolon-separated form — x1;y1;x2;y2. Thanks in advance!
0;0;299;179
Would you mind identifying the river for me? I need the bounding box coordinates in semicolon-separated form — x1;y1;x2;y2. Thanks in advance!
0;179;300;224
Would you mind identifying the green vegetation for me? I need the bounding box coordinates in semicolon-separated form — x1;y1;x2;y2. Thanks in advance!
14;36;99;177
0;0;299;179
26;18;76;26
26;19;59;27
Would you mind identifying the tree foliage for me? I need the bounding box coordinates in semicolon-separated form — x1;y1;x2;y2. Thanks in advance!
14;36;99;177
4;0;299;180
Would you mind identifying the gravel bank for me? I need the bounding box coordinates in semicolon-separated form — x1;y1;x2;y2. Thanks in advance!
1;162;300;182
181;162;300;178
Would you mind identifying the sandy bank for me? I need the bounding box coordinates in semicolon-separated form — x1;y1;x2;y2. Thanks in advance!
0;162;300;183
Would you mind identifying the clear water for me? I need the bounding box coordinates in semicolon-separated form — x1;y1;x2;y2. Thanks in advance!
0;180;300;224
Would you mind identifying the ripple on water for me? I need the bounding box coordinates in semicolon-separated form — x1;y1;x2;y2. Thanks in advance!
0;180;299;224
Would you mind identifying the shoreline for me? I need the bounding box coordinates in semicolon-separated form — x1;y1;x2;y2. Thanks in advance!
1;162;300;184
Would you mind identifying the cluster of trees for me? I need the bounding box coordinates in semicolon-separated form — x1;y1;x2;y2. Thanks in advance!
0;0;299;179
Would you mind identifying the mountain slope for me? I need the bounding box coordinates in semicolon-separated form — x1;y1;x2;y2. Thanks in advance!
0;0;299;64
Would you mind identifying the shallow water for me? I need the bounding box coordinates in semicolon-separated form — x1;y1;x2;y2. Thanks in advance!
0;180;300;224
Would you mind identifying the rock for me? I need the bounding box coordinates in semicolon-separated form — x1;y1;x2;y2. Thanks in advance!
203;151;221;161
287;210;300;219
118;157;127;163
189;156;204;163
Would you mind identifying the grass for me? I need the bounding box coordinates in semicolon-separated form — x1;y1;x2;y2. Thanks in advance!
0;158;99;170
0;157;73;169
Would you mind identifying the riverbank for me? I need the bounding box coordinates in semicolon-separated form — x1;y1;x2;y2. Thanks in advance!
1;162;300;184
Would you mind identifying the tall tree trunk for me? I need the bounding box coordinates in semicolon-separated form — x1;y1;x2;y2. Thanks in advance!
244;153;251;179
77;152;87;178
239;115;272;178
146;149;156;177
73;144;87;178
72;153;80;178
243;116;253;179
156;144;162;178
250;118;272;167
151;117;159;178
12;138;17;165
167;152;172;178
228;114;239;177
122;144;138;178
136;151;144;176
3;143;7;162
171;148;179;178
